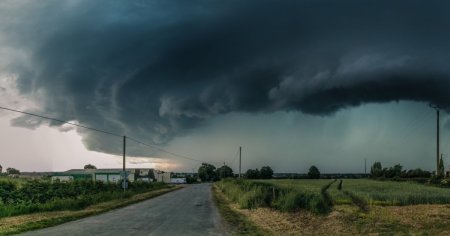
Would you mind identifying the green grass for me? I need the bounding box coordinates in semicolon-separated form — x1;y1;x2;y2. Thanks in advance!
0;186;181;235
217;178;450;215
216;179;333;214
255;179;450;207
0;179;169;218
330;179;450;206
212;184;271;236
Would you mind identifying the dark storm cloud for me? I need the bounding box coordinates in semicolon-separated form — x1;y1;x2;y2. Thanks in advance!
2;0;450;155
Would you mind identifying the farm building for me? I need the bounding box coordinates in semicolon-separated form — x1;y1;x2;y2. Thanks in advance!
51;168;169;183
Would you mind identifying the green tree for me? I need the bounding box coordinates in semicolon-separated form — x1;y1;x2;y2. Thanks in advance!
307;165;320;179
370;162;383;177
216;165;234;179
384;164;402;178
260;166;274;179
84;164;97;169
246;169;260;179
6;167;20;175
198;163;217;182
439;156;445;178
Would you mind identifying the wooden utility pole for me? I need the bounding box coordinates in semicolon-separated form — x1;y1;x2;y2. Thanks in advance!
123;136;126;171
123;136;127;191
437;108;440;174
430;104;441;174
365;159;367;175
239;146;242;179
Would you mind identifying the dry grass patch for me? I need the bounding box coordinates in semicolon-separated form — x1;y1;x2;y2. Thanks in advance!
233;204;450;235
234;205;359;235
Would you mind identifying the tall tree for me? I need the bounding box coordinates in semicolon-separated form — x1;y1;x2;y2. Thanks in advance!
260;166;274;179
246;168;260;179
216;165;234;179
308;165;320;179
370;162;383;177
439;156;445;178
198;163;217;182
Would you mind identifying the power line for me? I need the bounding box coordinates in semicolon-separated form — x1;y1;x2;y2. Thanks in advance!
0;106;122;137
0;105;222;165
127;136;222;164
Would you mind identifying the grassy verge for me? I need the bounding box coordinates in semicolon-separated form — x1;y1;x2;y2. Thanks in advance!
216;179;332;214
0;186;182;235
212;184;271;236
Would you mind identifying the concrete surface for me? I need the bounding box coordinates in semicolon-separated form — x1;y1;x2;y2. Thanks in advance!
19;183;228;236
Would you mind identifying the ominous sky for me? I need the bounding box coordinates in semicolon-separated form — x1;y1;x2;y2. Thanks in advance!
1;0;450;173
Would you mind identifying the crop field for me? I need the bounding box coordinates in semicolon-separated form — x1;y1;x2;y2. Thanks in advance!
0;178;168;218
216;179;450;235
217;179;450;213
328;179;450;206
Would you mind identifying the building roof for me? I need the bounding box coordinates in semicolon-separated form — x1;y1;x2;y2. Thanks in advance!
62;168;155;175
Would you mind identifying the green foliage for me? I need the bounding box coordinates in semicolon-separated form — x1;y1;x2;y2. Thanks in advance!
216;179;331;214
0;179;167;218
246;169;260;179
6;168;20;175
371;162;431;179
83;164;97;169
198;163;217;182
402;168;431;178
185;175;198;184
307;165;320;179
383;164;403;178
216;165;234;179
260;166;274;179
370;162;383;177
439;157;445;178
327;179;450;206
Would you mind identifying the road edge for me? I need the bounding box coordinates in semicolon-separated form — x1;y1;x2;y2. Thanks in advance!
212;184;272;236
1;185;183;236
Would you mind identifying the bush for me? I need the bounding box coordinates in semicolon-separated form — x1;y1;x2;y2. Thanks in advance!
217;179;331;214
0;179;168;218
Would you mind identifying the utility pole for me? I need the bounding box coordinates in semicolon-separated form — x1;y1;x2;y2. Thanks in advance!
430;104;441;174
239;146;242;179
365;159;367;175
122;136;127;191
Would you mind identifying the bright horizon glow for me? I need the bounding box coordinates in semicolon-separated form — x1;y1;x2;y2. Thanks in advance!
0;114;182;172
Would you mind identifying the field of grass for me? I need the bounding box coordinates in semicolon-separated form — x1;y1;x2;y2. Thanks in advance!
0;178;169;218
216;179;334;214
216;178;450;235
330;179;450;206
217;178;450;213
0;186;181;235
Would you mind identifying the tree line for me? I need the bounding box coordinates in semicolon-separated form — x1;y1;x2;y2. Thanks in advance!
197;163;322;181
370;162;432;179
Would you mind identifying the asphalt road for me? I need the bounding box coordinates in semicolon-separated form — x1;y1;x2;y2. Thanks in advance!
20;183;228;236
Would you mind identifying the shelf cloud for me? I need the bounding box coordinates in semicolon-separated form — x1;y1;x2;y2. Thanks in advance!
1;0;450;156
